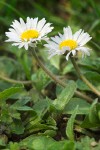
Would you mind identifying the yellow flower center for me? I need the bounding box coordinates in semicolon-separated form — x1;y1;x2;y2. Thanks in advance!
59;39;78;50
21;29;39;41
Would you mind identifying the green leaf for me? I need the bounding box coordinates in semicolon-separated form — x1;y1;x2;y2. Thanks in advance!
48;140;75;150
49;55;60;69
77;79;90;91
75;136;100;150
0;81;12;92
0;57;18;76
66;106;78;141
46;117;56;127
63;98;90;114
10;97;32;111
56;85;63;97
8;142;20;150
21;135;75;150
85;71;100;83
0;134;8;146
42;130;56;137
80;115;99;128
62;63;73;74
16;106;33;111
89;99;99;124
10;110;20;120
26;123;57;134
33;98;53;118
14;96;31;105
53;81;77;110
20;53;31;80
31;69;50;91
79;58;100;72
11;120;25;135
96;103;100;120
81;99;100;128
77;71;100;91
0;86;23;102
21;135;55;150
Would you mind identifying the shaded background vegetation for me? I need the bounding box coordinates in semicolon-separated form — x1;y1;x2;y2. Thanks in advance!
0;0;100;150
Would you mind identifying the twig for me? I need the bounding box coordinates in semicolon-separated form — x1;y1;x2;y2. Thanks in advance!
0;74;32;85
70;56;100;97
31;48;93;103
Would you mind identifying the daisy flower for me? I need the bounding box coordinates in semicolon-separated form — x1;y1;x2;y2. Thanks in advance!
44;26;92;60
5;17;54;50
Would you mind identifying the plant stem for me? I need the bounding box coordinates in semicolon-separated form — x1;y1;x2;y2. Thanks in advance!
0;74;32;85
31;48;93;103
70;56;100;97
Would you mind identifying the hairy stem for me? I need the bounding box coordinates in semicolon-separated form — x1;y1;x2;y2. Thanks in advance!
0;74;32;85
70;56;100;97
31;48;93;103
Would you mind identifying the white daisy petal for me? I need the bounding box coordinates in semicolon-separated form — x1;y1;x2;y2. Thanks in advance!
58;33;62;37
77;46;90;57
80;36;92;46
24;43;28;50
66;51;72;61
12;43;20;46
5;17;53;50
63;27;69;39
72;50;76;56
40;23;54;36
44;41;58;50
51;36;62;44
37;18;46;31
48;51;58;59
28;18;37;29
68;26;72;39
63;26;72;39
76;30;84;42
73;29;82;40
77;32;87;43
20;18;26;30
18;43;25;48
11;20;23;33
26;17;32;29
44;26;92;60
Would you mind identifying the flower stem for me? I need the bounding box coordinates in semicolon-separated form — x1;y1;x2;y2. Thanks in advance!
70;56;100;97
31;48;93;103
0;74;32;85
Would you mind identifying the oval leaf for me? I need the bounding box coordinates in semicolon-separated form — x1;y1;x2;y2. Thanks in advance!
53;81;77;110
66;106;78;141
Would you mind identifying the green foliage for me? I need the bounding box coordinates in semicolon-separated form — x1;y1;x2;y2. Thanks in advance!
0;0;100;149
8;142;20;150
75;136;100;150
20;135;75;150
81;99;100;128
0;86;23;102
31;69;50;91
53;81;77;110
66;106;78;141
64;98;90;114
